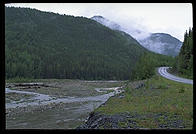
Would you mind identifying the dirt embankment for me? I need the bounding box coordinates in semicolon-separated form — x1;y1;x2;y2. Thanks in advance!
77;111;186;129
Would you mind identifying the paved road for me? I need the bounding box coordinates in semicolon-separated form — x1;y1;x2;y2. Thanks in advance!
158;67;193;85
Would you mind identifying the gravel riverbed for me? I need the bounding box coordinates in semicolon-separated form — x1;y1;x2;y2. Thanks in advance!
5;79;125;129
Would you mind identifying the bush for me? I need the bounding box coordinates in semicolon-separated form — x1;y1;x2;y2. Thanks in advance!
131;52;174;81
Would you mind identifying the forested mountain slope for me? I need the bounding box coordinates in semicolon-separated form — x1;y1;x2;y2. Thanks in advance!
5;7;148;80
91;16;182;57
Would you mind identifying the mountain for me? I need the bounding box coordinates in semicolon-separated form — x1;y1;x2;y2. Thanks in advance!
5;7;148;80
91;15;182;57
91;15;150;41
139;33;182;56
91;16;144;51
91;16;122;31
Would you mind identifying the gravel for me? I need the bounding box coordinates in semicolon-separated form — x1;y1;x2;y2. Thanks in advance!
77;112;187;129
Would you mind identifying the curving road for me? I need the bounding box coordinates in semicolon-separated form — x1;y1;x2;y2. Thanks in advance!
158;67;193;85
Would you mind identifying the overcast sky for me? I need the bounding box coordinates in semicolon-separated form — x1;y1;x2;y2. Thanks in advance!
5;3;193;41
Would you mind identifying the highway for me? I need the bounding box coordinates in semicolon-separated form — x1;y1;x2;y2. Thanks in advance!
158;67;193;85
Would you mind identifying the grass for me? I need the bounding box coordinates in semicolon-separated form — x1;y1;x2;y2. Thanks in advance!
94;74;193;128
6;77;37;83
167;68;193;80
5;77;75;83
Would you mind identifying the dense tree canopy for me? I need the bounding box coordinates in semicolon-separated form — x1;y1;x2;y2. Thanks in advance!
5;7;175;80
5;7;148;80
172;28;193;79
130;52;174;80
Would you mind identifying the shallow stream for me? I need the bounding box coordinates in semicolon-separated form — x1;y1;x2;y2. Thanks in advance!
5;81;124;129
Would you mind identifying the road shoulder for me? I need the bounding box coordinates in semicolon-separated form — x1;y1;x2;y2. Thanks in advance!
77;74;193;129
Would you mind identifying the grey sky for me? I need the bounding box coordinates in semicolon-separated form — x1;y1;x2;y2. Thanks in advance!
5;3;193;41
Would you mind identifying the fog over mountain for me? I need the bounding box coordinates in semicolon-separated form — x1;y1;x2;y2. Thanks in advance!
91;15;182;56
91;15;151;41
139;33;182;56
6;3;192;42
5;4;186;56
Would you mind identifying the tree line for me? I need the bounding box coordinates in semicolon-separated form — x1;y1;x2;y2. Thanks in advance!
171;28;193;79
130;51;175;80
5;7;147;80
5;7;175;81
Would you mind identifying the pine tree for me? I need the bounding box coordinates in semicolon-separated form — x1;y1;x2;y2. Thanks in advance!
173;28;193;78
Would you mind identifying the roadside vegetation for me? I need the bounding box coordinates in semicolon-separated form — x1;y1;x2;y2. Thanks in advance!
131;28;192;81
94;74;193;128
171;28;193;79
130;52;174;80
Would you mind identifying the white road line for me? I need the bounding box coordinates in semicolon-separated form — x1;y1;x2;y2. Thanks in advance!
158;67;193;85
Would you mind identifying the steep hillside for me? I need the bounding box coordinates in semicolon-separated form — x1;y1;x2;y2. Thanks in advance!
138;33;182;56
90;15;148;40
91;16;122;31
5;7;148;80
91;16;182;57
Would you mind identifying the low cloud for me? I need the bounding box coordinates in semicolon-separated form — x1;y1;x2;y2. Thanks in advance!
6;3;192;41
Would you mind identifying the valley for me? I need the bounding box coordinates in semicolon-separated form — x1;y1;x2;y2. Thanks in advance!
6;79;125;128
4;5;193;129
78;70;193;129
5;68;193;129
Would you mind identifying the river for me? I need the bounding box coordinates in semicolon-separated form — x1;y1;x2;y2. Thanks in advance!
5;80;124;129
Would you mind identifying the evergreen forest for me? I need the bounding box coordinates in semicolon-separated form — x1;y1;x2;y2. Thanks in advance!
5;7;174;80
171;28;193;79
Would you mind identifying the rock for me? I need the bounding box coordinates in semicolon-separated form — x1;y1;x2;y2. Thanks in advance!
77;124;88;129
179;125;184;128
135;83;145;89
56;120;62;124
118;94;125;99
77;112;135;129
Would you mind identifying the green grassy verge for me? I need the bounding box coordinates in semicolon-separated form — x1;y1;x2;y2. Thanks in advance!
94;74;193;128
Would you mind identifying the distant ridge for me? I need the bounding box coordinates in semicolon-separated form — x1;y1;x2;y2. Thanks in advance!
139;33;182;56
91;15;182;57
